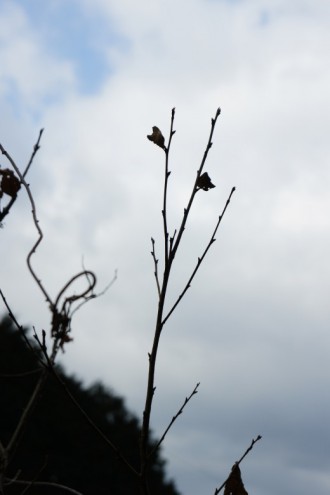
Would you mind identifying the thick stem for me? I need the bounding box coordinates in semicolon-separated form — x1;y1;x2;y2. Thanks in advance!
139;265;171;490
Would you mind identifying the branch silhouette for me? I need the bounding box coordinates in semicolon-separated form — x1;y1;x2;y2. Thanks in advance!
214;435;262;495
0;129;43;223
140;107;235;495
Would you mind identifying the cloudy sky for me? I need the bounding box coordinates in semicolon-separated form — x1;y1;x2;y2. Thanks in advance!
1;0;330;493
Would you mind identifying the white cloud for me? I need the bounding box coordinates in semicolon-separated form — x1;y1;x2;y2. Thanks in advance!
0;2;75;112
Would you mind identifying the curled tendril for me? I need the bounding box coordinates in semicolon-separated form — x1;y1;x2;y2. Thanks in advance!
51;270;97;351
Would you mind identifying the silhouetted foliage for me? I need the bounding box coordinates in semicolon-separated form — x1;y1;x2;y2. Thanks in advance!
0;316;179;495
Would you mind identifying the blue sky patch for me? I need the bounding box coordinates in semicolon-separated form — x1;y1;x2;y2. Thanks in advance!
15;0;129;94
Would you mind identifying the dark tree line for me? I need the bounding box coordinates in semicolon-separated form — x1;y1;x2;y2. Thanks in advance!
0;316;179;495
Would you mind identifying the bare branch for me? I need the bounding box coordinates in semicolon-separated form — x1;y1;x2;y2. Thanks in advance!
0;289;46;367
151;238;161;297
0;143;53;306
0;129;43;223
170;107;221;261
148;383;200;459
5;368;48;458
162;186;236;326
0;369;42;378
236;434;262;464
162;107;176;263
214;435;262;495
140;108;230;495
42;356;139;477
23;128;44;178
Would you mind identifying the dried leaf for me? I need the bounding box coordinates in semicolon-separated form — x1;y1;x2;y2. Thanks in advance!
196;172;215;191
224;464;248;495
0;168;21;198
147;126;166;150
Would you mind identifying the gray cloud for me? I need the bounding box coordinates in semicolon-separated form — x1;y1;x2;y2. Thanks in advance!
1;1;330;494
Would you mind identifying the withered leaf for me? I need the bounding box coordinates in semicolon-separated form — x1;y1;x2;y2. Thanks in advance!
147;126;166;150
196;172;215;191
0;169;21;198
224;464;248;495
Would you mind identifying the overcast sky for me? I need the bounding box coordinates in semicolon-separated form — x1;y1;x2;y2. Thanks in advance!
1;0;330;494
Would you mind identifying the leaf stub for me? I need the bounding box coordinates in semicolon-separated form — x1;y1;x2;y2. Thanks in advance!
0;168;21;198
147;126;166;150
196;172;215;191
224;464;248;495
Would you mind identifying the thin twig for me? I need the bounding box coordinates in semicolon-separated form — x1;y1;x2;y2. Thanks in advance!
0;129;43;223
162;108;176;264
23;129;44;178
236;434;262;464
33;336;139;477
170;107;221;261
51;367;139;476
214;435;262;495
162;186;236;326
54;270;97;310
5;369;48;458
5;478;84;495
0;289;46;367
71;268;117;317
19;455;48;495
0;439;7;492
151;238;161;298
148;383;199;459
0;369;42;378
0;143;53;306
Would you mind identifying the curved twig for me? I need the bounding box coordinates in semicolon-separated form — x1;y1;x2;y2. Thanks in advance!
71;269;117;318
54;271;97;309
0;143;53;306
